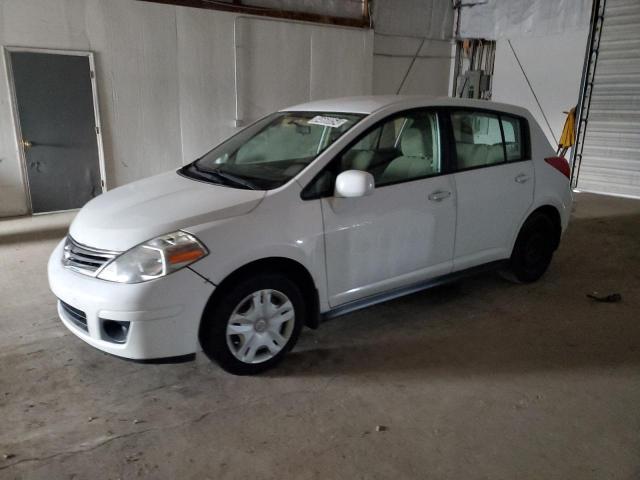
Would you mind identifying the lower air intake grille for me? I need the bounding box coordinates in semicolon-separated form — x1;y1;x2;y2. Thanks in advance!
60;300;88;332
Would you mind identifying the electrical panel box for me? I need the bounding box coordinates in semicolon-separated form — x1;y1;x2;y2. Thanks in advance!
457;70;491;99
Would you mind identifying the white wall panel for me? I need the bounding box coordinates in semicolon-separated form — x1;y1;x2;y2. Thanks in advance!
373;37;451;95
175;8;237;161
237;18;372;123
370;0;454;97
372;0;453;39
310;27;373;100
0;0;91;50
88;1;182;187
237;18;312;123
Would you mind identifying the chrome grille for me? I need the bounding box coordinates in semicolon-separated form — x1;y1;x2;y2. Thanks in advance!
59;300;88;332
62;236;119;276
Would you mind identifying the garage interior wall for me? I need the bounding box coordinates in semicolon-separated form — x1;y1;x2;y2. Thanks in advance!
458;0;591;148
0;0;373;218
371;0;454;96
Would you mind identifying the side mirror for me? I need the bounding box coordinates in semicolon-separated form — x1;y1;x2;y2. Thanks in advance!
334;170;375;198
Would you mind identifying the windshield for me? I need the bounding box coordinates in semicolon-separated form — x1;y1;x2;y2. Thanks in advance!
180;111;363;190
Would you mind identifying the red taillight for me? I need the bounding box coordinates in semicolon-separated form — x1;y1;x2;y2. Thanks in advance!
544;156;570;179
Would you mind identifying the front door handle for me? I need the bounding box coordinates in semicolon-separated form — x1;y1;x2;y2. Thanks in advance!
515;173;530;184
428;190;452;202
21;139;33;150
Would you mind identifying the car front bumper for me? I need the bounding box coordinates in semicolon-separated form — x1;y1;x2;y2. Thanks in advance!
47;239;215;360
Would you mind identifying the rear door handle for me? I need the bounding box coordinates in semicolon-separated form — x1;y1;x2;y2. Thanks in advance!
428;190;451;202
515;173;530;184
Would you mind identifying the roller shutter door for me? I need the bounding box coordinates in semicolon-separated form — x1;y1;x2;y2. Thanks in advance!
577;0;640;197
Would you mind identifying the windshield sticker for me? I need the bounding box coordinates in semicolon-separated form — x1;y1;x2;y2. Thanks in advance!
308;116;349;128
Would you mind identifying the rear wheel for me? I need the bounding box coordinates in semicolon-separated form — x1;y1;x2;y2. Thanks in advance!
507;212;556;283
199;273;304;375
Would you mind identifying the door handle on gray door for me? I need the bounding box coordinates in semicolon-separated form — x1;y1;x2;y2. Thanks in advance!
515;173;530;184
428;190;452;202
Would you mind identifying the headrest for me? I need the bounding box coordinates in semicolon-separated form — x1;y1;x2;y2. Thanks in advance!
457;117;474;143
400;128;426;157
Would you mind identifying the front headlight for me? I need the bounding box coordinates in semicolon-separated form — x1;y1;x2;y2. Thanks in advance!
97;231;208;284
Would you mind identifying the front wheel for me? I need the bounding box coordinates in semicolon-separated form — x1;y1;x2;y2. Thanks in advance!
199;273;304;375
507;213;556;283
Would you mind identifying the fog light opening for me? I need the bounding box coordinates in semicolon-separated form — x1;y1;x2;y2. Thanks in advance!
102;320;130;344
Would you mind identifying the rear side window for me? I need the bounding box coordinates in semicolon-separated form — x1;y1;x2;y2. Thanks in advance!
451;111;505;169
501;115;524;161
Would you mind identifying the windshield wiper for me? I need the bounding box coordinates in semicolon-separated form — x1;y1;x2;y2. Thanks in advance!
190;163;257;190
211;169;257;190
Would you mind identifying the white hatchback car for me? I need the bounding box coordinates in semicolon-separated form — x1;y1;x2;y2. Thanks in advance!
48;96;572;374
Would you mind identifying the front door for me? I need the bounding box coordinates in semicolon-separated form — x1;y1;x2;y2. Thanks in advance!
319;109;456;307
9;51;103;213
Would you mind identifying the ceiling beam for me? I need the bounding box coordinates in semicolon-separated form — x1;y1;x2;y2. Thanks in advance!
138;0;370;28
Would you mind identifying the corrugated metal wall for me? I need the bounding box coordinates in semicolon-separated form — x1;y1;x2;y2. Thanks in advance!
577;0;640;198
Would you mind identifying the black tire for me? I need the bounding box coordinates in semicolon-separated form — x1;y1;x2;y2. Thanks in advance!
199;273;305;375
507;212;556;283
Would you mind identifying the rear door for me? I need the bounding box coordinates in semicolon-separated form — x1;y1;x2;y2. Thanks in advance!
449;110;534;270
308;109;456;307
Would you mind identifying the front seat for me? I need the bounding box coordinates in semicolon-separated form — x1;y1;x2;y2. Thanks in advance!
341;149;375;172
381;128;432;184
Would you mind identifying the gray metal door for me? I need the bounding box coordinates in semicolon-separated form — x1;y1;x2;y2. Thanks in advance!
575;0;640;198
10;52;102;213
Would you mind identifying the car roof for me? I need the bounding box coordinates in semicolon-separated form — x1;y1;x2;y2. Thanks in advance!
283;95;531;118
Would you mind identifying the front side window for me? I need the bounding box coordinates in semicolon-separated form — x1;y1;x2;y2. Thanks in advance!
304;110;441;197
180;111;362;190
451;111;505;169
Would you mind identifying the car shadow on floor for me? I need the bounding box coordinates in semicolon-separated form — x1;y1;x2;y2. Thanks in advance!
275;295;640;379
268;211;640;380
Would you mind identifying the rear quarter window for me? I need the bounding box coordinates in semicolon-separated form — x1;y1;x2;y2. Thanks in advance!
501;115;526;162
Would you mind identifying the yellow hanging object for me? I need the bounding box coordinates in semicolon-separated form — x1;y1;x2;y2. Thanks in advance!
558;107;576;149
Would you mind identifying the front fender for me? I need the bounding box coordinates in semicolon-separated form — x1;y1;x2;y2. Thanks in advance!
184;185;329;311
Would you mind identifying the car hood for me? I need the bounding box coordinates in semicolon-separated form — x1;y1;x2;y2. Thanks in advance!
69;171;265;251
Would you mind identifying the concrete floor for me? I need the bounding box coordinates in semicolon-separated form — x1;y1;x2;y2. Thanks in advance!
1;192;639;480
